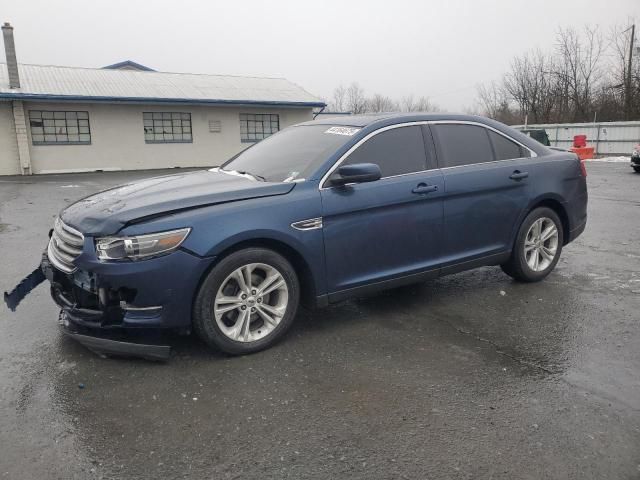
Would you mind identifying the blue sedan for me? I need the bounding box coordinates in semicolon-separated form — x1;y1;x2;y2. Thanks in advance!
7;113;588;358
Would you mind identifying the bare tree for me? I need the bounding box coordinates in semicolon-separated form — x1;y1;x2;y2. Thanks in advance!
400;95;416;112
503;49;558;123
332;25;637;124
329;85;347;112
367;94;398;113
413;96;439;112
346;83;368;114
326;79;445;116
477;81;518;123
475;23;636;124
463;104;482;116
608;23;640;120
477;81;501;118
554;26;603;121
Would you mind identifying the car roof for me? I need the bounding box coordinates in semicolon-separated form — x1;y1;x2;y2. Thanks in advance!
299;112;551;156
300;112;497;127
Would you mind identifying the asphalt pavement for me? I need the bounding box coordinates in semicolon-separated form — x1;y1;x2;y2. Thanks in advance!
0;163;638;479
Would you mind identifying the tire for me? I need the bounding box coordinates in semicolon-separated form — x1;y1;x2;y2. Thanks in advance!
193;248;300;355
501;207;564;283
633;166;640;173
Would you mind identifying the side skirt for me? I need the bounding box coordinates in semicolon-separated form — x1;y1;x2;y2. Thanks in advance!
439;251;510;276
315;251;511;307
326;267;440;304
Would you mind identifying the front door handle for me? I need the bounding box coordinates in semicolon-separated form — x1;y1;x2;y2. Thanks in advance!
509;170;529;180
412;183;438;195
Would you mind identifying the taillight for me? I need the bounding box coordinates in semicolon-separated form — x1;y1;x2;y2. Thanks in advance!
579;158;587;177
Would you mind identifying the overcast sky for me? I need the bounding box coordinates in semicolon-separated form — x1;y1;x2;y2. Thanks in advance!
3;0;639;110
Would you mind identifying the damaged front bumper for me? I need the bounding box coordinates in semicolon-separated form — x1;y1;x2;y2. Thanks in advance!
40;246;211;329
60;312;171;361
43;248;211;359
5;243;212;360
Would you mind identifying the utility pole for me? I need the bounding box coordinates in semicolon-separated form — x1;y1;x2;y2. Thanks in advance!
626;24;635;120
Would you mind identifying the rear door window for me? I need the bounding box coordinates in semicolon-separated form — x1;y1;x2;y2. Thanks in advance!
488;130;530;160
432;124;494;168
342;125;427;178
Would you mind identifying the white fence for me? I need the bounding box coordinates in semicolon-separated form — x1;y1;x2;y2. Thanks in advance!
512;121;640;156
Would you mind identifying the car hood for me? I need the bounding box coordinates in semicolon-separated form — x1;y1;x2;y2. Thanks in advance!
60;169;295;235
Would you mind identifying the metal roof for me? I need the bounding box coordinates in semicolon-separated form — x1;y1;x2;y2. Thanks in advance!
0;63;325;107
102;60;156;71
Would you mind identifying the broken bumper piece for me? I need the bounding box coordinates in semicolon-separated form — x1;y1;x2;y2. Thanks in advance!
4;266;46;312
60;311;171;361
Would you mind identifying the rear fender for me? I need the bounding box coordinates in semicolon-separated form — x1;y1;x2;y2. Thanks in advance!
509;194;570;249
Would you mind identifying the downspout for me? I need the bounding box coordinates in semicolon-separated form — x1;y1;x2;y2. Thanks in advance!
12;101;32;175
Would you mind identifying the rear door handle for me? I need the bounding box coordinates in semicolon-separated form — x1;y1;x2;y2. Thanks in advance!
509;170;529;180
412;183;438;195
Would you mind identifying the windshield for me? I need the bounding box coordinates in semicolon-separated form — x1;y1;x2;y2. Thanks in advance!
220;125;357;182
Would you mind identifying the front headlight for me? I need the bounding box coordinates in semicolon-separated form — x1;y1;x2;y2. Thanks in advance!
95;228;191;261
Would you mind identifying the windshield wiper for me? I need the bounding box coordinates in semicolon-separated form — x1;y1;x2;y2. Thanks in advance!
236;170;267;182
219;168;267;182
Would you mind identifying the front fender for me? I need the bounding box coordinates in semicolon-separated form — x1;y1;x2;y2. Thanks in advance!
203;227;320;259
119;184;327;297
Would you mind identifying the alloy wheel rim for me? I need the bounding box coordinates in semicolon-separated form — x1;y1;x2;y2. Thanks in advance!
214;263;288;343
524;217;559;272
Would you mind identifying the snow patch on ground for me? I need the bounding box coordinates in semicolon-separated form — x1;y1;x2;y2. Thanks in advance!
586;156;630;163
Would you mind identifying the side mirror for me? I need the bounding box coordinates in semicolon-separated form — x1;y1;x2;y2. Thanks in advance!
329;163;381;186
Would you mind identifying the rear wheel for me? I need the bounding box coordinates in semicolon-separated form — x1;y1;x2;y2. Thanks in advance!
501;207;563;282
193;248;300;355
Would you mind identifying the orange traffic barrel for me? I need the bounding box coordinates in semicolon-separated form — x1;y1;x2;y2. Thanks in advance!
573;135;587;148
570;146;594;160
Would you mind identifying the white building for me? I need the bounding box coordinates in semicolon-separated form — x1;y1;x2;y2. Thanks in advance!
0;23;324;176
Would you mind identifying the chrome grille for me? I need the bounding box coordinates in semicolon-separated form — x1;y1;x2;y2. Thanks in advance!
48;218;84;273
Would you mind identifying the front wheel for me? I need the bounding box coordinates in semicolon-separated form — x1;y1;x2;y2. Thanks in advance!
193;248;300;355
501;207;564;282
633;166;640;173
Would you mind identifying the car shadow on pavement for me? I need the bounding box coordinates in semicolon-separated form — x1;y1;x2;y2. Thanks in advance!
52;265;575;374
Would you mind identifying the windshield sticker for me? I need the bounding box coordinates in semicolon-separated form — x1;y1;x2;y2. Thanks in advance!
325;126;360;136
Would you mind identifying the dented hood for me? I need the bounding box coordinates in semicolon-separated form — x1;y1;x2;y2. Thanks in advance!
60;169;295;235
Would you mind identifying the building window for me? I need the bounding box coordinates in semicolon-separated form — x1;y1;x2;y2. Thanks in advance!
143;112;192;143
29;110;91;145
240;113;279;142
